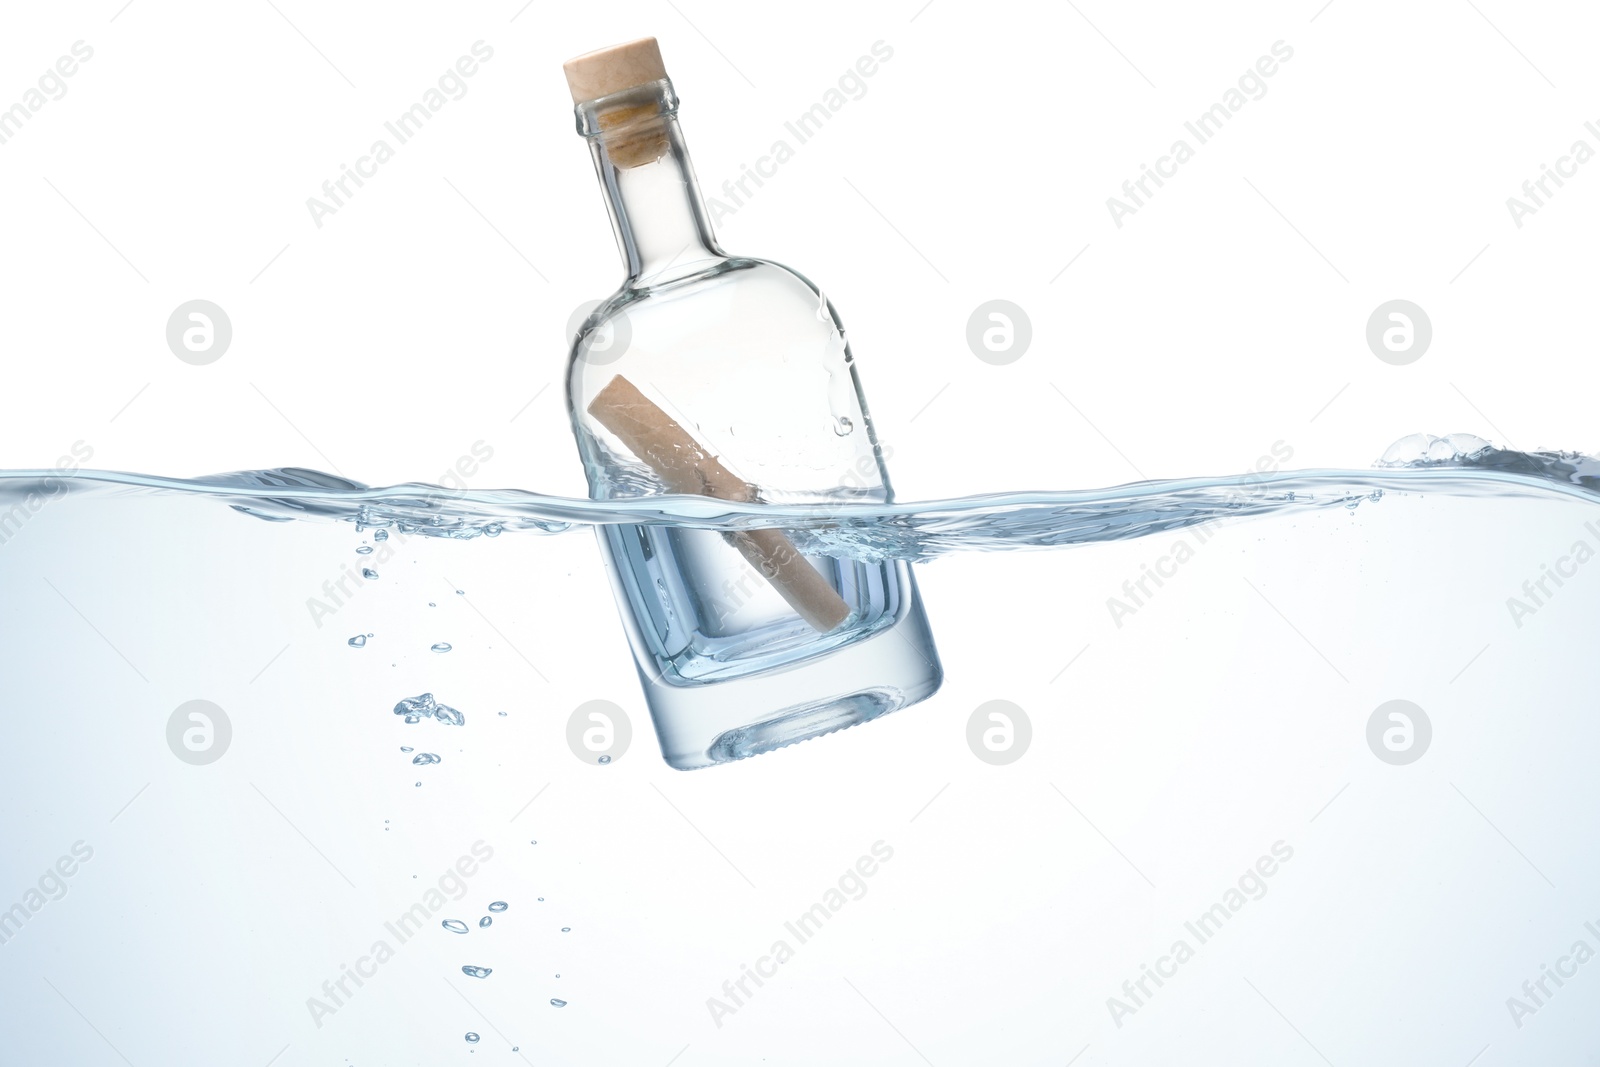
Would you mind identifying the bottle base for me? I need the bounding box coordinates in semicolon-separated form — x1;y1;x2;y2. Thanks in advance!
705;688;903;765
640;563;943;770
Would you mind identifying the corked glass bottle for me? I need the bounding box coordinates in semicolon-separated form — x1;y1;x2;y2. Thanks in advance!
563;37;941;769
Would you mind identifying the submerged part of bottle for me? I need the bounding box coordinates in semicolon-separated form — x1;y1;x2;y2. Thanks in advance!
563;38;941;769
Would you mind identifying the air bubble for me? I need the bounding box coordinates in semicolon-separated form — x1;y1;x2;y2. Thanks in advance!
393;692;464;726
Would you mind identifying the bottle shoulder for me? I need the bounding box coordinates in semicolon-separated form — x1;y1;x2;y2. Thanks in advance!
586;256;839;326
567;255;854;381
564;252;890;503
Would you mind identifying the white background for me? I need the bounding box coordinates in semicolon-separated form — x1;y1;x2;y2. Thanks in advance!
2;1;1599;1065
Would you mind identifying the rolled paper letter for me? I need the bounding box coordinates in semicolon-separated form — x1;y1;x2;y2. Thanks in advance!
586;374;852;633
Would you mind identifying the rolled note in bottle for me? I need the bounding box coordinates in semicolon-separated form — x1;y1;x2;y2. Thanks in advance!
586;374;852;633
563;37;942;769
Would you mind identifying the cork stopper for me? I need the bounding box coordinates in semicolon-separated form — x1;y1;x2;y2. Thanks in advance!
563;38;673;168
563;37;667;104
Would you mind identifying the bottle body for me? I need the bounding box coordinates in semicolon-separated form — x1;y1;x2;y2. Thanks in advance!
565;74;940;769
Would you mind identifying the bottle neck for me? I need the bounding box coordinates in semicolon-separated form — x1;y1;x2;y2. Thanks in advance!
578;80;723;284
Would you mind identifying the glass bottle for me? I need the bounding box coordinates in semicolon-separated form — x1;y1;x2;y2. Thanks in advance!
562;38;941;769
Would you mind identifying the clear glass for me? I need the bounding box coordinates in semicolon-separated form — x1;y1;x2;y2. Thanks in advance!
566;80;941;769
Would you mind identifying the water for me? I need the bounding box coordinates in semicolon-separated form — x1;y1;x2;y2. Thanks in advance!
3;432;1599;1062
14;433;1597;761
3;434;1593;555
7;432;1594;699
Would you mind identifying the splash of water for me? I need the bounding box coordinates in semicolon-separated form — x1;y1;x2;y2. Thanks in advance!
2;435;1596;563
